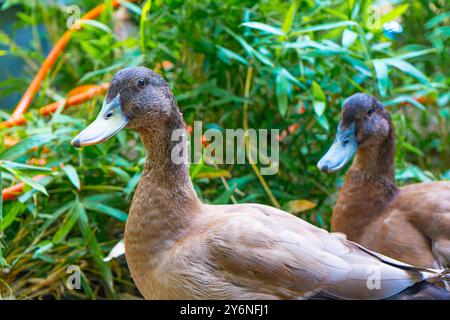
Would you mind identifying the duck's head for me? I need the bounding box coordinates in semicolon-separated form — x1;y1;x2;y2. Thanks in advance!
317;93;390;173
72;66;175;147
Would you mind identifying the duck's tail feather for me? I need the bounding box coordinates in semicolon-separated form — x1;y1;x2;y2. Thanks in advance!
351;240;450;299
388;278;450;300
350;240;441;274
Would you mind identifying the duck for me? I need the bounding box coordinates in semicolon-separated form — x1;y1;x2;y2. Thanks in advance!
317;93;450;270
72;67;449;299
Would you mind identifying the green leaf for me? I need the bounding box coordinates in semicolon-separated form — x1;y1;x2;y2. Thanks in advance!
292;21;357;36
212;186;236;204
372;59;389;97
0;160;52;172
241;22;286;36
118;0;142;15
426;12;450;29
312;81;325;101
139;0;152;54
281;2;297;34
384;58;430;85
83;201;128;222
223;27;255;57
0;202;26;231
0;134;56;160
342;29;358;48
62;165;81;190
385;96;426;111
316;114;329;131
312;81;326;117
124;172;142;196
313;101;325;117
52;205;79;244
80;19;112;33
17;175;48;196
216;46;248;65
253;50;274;67
394;48;436;60
380;4;409;26
76;201;114;292
0;171;2;224
276;71;290;117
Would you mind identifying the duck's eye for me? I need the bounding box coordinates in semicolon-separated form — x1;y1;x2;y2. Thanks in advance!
105;111;114;119
367;108;374;116
138;78;146;88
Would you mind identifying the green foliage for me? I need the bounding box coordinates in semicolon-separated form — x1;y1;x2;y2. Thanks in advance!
0;0;448;299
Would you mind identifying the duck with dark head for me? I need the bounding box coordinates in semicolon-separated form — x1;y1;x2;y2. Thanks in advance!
318;93;450;271
73;68;449;299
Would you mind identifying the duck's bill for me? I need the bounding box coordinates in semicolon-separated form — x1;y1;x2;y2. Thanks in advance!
317;122;357;173
71;95;128;148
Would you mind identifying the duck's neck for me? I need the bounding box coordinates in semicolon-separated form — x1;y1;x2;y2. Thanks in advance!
125;109;201;271
332;122;399;239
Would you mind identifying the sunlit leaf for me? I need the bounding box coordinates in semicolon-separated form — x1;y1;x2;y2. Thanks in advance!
288;199;317;214
241;22;286;36
380;4;409;26
281;2;297;34
139;0;152;54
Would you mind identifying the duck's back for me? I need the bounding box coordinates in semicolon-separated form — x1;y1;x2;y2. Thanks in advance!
128;202;440;299
360;181;450;268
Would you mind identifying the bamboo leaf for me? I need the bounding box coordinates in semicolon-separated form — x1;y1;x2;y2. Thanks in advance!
139;0;152;54
281;2;297;34
380;4;409;26
216;46;248;65
52;205;79;244
312;81;326;117
83;201;128;222
0;160;52;172
384;58;430;85
372;59;389;97
241;22;286;36
62;165;81;190
0;134;56;160
118;0;142;15
17;175;48;196
292;21;357;35
80;19;112;33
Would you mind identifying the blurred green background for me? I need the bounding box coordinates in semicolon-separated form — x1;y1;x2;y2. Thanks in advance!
0;0;448;299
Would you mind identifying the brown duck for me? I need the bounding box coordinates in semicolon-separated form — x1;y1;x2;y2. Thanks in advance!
72;67;449;299
318;93;450;270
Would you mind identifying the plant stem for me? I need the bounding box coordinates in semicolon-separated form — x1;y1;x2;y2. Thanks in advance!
243;66;280;208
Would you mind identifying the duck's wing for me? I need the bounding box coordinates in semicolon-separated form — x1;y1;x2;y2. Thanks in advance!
203;203;433;300
401;181;450;268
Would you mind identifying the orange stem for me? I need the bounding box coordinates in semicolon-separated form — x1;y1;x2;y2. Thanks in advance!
1;83;109;128
2;175;46;201
8;1;121;122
